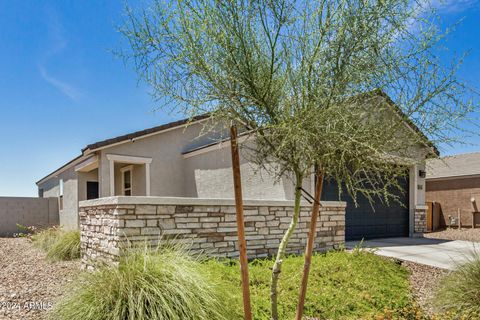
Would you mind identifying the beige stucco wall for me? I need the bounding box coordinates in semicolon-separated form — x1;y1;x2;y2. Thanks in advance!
96;121;311;200
59;167;78;230
39;166;79;230
98;122;209;197
38;120;307;232
183;144;312;200
78;169;99;202
39;175;59;198
113;163;145;196
132;164;146;196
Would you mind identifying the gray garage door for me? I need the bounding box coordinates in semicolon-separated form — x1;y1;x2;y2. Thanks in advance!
321;177;409;241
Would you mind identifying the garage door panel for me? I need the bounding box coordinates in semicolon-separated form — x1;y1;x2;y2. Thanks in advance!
387;224;408;235
321;177;409;240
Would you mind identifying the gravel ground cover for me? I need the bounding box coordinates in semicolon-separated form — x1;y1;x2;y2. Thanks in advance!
424;228;480;242
402;261;448;315
0;237;80;320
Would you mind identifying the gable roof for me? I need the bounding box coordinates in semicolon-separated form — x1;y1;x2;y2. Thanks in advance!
426;152;480;180
82;114;210;153
36;114;209;185
37;91;438;185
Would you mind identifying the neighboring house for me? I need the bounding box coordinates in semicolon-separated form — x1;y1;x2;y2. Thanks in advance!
426;152;480;227
37;94;434;240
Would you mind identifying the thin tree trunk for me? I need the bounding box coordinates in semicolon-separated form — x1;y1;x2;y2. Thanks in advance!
270;173;303;320
230;125;253;320
295;169;324;320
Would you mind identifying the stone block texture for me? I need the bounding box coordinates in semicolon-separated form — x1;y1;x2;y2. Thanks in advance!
80;200;346;270
414;208;427;233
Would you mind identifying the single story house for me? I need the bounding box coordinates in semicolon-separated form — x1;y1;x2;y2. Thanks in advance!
37;94;434;240
426;152;480;227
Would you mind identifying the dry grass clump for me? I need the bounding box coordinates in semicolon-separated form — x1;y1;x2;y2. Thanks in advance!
49;243;240;320
31;227;80;261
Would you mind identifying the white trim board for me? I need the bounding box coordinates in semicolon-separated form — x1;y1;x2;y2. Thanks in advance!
120;165;134;196
106;154;152;164
107;155;152;197
75;155;99;172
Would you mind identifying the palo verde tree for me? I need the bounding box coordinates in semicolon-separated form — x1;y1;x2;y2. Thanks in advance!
120;1;477;319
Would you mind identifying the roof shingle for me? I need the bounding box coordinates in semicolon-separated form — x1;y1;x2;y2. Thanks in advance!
426;152;480;180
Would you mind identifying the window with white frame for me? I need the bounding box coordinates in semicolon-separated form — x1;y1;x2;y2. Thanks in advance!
59;179;64;210
121;165;133;196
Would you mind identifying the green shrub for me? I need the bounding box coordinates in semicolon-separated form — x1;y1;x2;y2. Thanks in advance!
46;230;81;261
31;227;80;261
50;243;241;320
434;254;480;318
15;223;38;237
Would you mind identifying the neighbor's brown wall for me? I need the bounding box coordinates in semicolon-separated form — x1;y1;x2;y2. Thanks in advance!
426;177;480;227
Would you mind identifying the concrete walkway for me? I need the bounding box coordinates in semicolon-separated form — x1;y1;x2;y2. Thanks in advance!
345;237;480;270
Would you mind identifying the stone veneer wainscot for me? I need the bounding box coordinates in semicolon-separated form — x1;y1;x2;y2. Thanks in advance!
414;205;428;233
79;196;346;270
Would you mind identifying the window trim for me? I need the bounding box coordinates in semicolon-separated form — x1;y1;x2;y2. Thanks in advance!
59;179;64;196
121;165;134;196
58;179;64;211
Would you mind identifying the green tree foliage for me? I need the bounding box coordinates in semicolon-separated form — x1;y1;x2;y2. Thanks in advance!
120;1;477;318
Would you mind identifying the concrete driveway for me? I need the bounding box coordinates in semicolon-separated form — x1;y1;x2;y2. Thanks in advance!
345;237;479;270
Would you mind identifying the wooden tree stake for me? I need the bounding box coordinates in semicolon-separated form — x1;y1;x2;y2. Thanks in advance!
230;125;253;320
295;170;324;320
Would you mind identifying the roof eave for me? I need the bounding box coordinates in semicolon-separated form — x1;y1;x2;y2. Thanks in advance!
36;114;210;186
36;154;85;186
81;114;210;153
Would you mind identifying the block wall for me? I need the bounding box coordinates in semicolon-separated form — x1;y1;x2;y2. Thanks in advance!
0;197;59;236
80;198;346;269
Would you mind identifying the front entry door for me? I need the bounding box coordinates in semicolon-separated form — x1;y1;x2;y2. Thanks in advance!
86;181;99;200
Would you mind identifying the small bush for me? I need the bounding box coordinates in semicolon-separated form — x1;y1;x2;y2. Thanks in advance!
31;227;80;261
46;230;81;261
434;254;480;318
15;224;38;237
50;243;241;320
31;227;62;251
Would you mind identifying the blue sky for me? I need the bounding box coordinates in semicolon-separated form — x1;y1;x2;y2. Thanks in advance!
0;1;479;196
